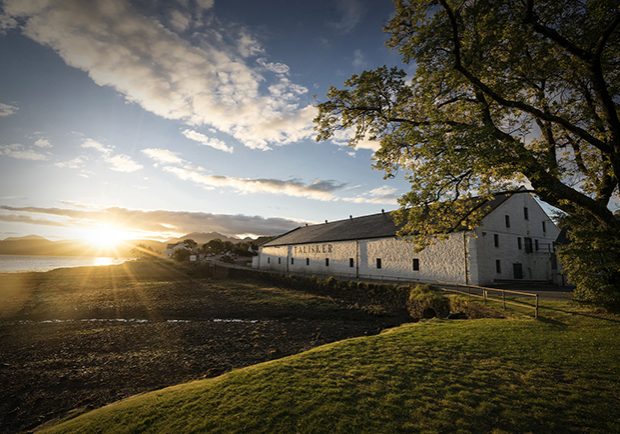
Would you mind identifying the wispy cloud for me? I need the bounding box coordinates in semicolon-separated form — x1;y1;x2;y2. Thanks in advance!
0;144;48;160
0;101;18;117
352;48;367;68
256;58;290;75
342;185;400;205
33;137;52;148
80;138;142;172
4;0;316;151
142;146;346;200
182;129;233;153
327;0;365;33
141;148;183;165
0;205;304;238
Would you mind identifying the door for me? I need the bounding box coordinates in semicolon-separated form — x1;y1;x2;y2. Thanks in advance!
513;263;523;279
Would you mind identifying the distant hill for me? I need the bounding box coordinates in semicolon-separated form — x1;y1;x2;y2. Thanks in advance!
166;232;243;245
0;236;165;257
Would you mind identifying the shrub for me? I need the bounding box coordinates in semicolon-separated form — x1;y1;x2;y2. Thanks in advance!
406;284;450;320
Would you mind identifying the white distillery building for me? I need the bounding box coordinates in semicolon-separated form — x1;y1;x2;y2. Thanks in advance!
255;191;561;285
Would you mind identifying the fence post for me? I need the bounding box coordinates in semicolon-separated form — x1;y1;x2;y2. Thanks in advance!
535;294;539;318
483;289;487;304
502;290;506;310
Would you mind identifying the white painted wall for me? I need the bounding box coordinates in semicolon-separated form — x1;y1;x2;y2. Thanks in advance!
474;193;560;284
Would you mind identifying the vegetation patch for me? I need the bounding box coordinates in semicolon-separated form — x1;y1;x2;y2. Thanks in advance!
406;284;450;320
448;295;507;319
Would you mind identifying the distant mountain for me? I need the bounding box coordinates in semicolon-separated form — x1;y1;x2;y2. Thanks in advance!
0;235;165;257
166;232;242;245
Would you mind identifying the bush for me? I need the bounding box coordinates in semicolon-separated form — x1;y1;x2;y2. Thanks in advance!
406;284;450;320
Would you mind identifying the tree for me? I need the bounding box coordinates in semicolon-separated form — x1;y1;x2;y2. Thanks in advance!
182;239;198;249
315;0;620;306
171;248;191;263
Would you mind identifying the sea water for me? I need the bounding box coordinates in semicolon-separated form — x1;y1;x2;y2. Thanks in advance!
0;255;127;273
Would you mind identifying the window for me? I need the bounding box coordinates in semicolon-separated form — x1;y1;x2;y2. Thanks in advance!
494;234;499;247
524;207;529;220
517;237;522;250
412;258;420;271
325;258;330;267
505;215;510;228
349;258;354;268
291;258;294;265
535;239;539;251
376;258;382;269
496;259;501;274
278;257;281;264
524;237;533;253
542;221;546;233
306;258;310;266
267;257;270;264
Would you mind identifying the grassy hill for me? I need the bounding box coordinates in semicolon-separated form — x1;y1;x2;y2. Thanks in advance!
42;302;620;433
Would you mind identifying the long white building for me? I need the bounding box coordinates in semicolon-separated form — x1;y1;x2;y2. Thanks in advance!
255;191;561;285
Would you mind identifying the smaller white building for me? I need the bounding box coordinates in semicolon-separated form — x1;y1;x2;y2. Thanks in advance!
256;191;560;285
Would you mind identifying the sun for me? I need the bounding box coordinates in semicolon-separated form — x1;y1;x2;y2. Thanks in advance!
83;225;128;250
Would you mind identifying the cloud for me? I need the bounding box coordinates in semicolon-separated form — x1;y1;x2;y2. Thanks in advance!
0;102;18;117
141;148;183;164
327;0;364;33
342;185;400;205
4;0;315;151
196;0;215;13
352;48;367;68
141;146;346;200
0;205;304;238
33;137;52;148
256;58;289;75
182;129;233;153
329;129;381;152
237;30;263;57
80;138;142;172
0;12;17;34
55;156;86;169
0;212;67;227
0;144;48;160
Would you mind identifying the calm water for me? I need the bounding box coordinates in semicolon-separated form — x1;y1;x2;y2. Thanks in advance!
0;255;127;273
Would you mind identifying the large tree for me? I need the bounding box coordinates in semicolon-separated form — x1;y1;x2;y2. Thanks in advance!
315;0;620;303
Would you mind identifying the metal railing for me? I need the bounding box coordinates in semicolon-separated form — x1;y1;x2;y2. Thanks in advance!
438;284;539;318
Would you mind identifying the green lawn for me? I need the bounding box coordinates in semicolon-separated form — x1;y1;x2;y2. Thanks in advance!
41;301;620;433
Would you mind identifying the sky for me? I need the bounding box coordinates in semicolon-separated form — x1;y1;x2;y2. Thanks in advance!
0;0;414;241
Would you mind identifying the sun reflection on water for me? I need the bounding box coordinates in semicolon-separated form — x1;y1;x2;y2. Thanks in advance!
93;257;116;266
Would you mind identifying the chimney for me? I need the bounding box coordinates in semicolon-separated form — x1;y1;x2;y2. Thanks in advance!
349;215;352;219
325;220;328;224
305;223;308;227
381;209;385;214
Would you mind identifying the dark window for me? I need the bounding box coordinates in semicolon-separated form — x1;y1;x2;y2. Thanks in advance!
524;207;529;220
306;258;310;266
542;221;546;233
413;258;420;271
496;259;501;274
291;258;294;265
535;239;539;251
505;215;510;228
376;258;382;269
325;258;329;267
278;257;281;264
517;237;522;250
494;234;499;247
267;257;270;264
524;237;533;253
349;258;354;268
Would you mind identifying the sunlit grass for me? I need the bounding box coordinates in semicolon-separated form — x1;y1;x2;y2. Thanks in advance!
41;300;620;434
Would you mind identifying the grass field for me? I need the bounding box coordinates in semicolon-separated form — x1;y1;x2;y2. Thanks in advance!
41;300;620;433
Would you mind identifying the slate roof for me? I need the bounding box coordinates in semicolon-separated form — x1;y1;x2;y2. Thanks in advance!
263;190;520;247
